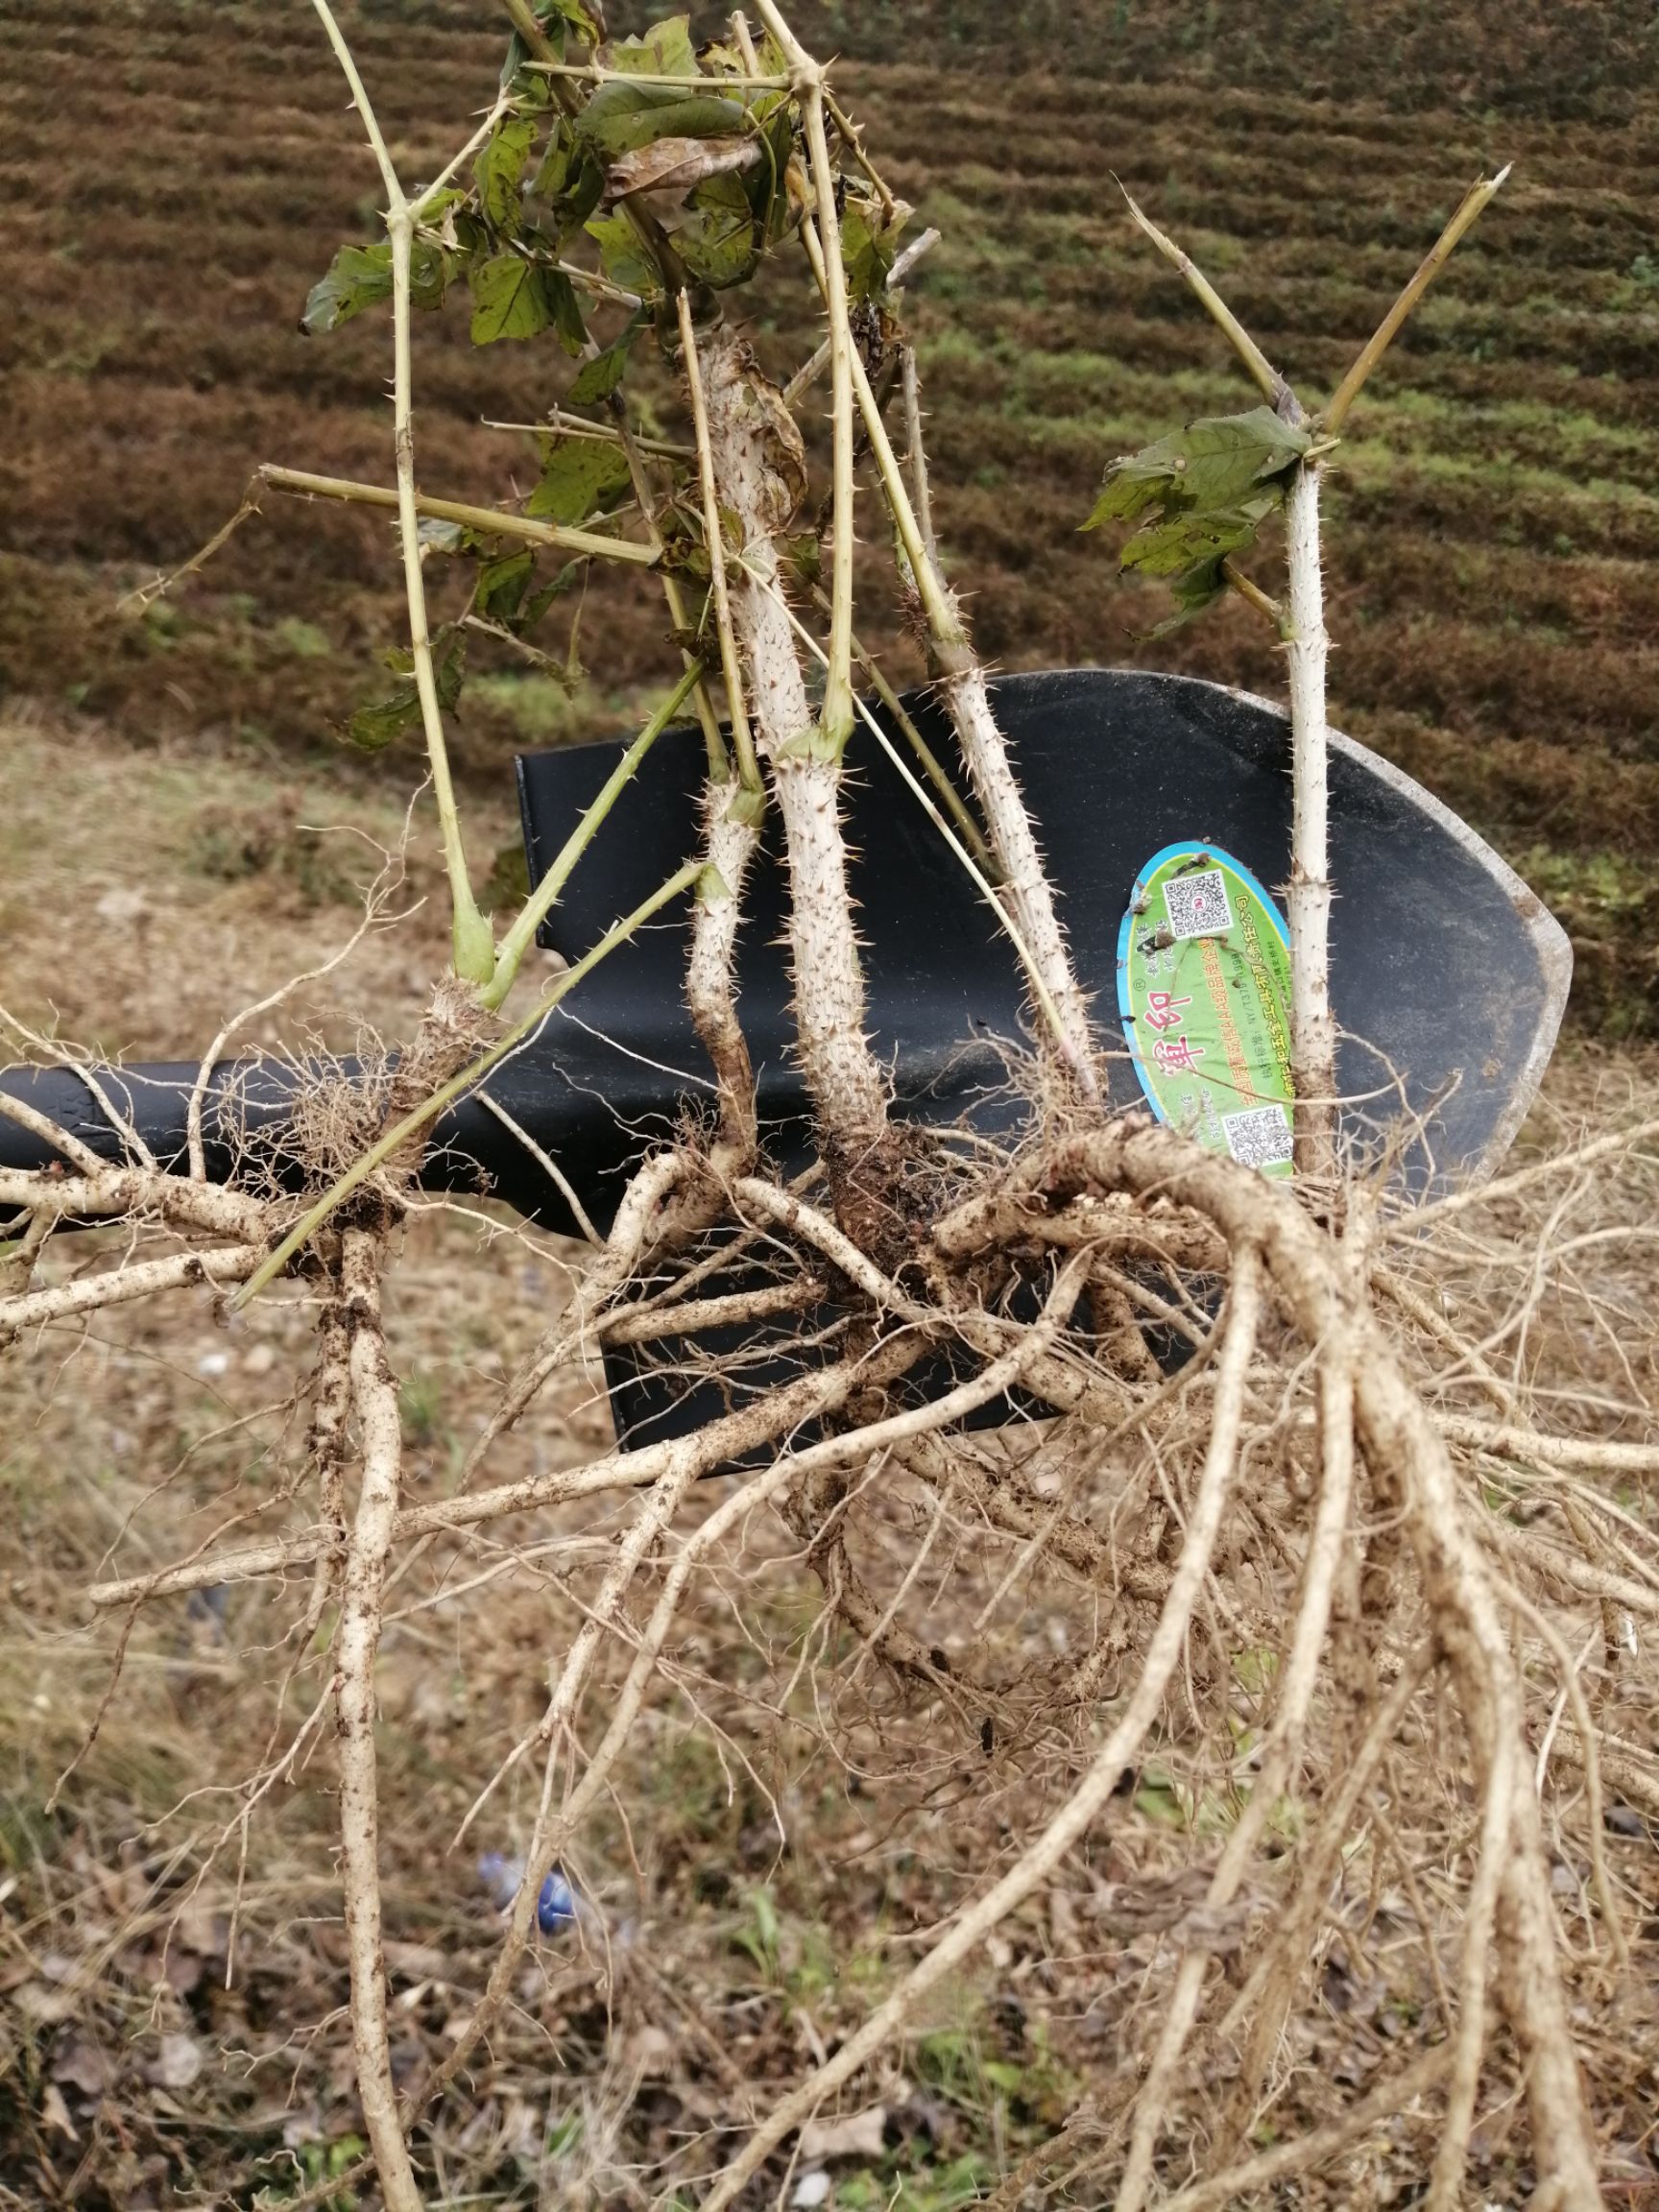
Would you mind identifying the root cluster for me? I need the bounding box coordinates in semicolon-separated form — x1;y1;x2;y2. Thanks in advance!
7;1040;1657;2211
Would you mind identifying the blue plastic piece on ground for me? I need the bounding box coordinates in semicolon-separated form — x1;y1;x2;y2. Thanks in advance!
537;1869;577;1935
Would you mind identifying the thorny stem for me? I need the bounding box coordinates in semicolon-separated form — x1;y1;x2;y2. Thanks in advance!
486;660;704;1008
791;213;1097;1093
258;463;658;564
764;572;1072;1055
678;290;763;800
1284;459;1337;1177
1118;180;1288;406
119;464;656;621
825;85;899;222
607;397;731;782
236;860;707;1304
818;589;998;874
830;288;1099;1094
781;226;939;410
310;0;492;987
695;318;888;1144
1324;168;1511;434
795;97;859;757
901;344;939;569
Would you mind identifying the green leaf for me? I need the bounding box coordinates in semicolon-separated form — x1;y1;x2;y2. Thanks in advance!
781;532;822;589
302;242;392;334
471;548;537;624
605;15;698;76
566;314;644;404
411;184;467;228
1144;558;1233;635
1084;406;1310;629
840;197;903;303
578;81;749;159
474;116;538;233
529;127;608;252
585;210;666;302
469;254;584;351
347;688;420;752
303;235;455;331
349;633;468;750
1083;407;1309;533
1119;494;1275;581
673;171;758;289
499;0;601;86
522;559;588;628
548;267;588;355
469;253;548;342
409;237;454;312
526;436;633;525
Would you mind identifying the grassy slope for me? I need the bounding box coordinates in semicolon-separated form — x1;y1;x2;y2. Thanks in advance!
2;0;1658;1030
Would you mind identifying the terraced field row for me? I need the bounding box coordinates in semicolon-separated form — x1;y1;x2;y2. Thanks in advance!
3;0;1657;1026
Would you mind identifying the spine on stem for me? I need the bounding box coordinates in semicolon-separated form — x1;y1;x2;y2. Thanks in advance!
834;311;1100;1102
1283;461;1337;1178
937;638;1099;1102
687;790;760;1166
695;322;888;1146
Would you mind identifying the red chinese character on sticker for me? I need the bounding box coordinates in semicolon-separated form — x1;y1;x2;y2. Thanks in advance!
1152;1036;1206;1075
1143;990;1192;1033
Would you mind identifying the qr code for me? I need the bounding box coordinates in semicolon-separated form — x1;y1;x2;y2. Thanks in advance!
1222;1103;1293;1170
1164;868;1234;940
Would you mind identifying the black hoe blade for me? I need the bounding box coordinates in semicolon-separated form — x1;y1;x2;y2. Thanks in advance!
1;670;1568;1445
517;666;1569;1188
515;667;1569;1446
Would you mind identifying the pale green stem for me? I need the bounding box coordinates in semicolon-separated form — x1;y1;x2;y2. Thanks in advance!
1323;166;1510;434
1118;180;1288;408
421;93;513;204
825;86;898;222
485;661;703;1010
481;411;691;459
901;345;938;569
750;1;856;749
259;466;659;565
796;215;959;647
607;398;730;784
310;0;492;985
118;462;656;623
388;208;493;985
527;60;789;89
796;114;857;752
235;861;707;1308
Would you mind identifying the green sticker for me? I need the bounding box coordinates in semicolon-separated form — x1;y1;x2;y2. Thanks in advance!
1117;841;1295;1178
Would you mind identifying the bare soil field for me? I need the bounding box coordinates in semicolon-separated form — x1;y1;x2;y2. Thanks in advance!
4;7;1659;2210
3;1;1659;1027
